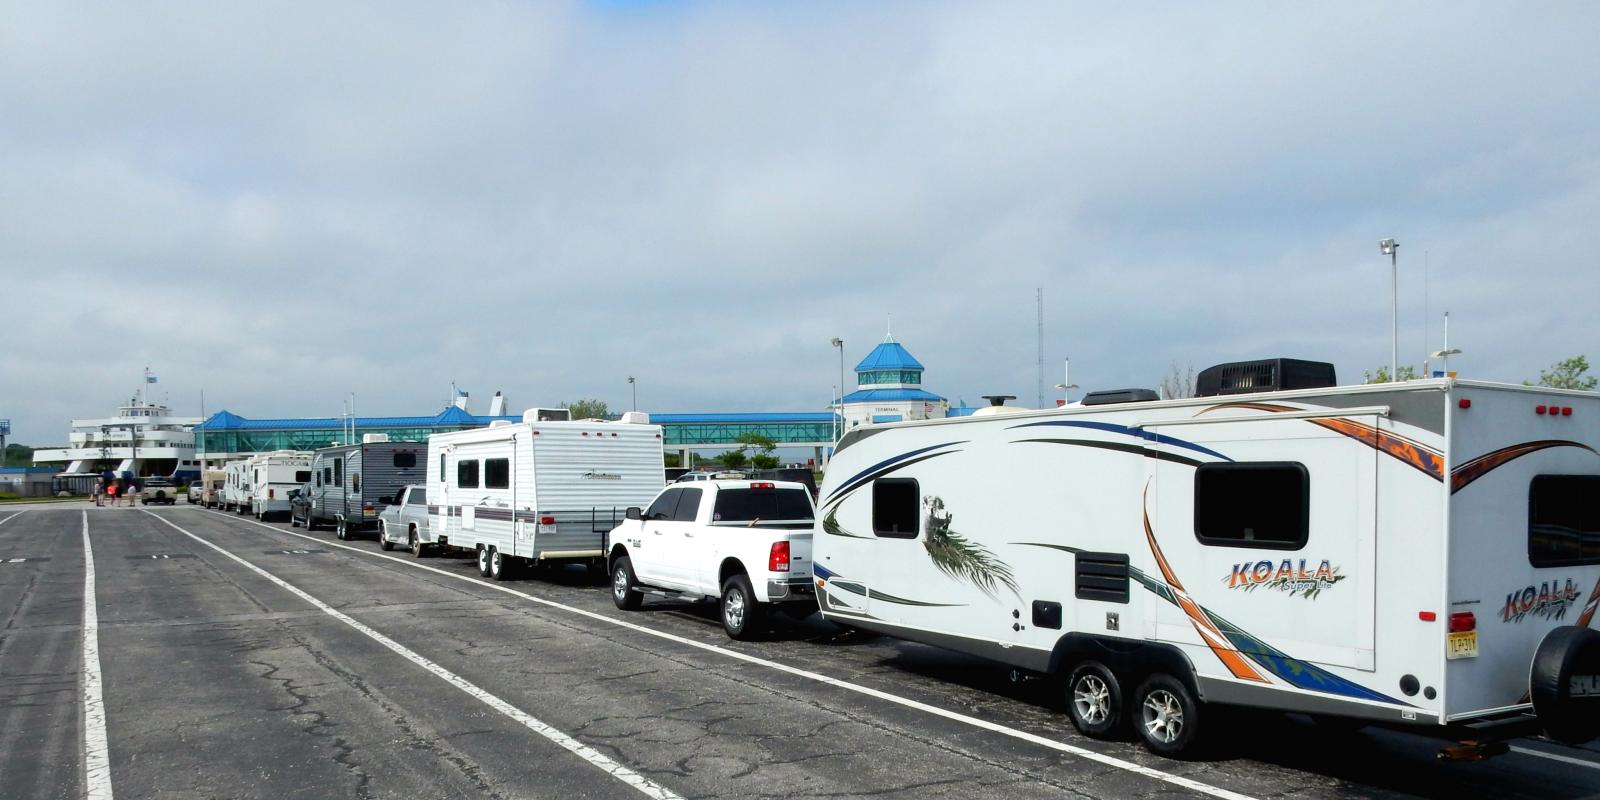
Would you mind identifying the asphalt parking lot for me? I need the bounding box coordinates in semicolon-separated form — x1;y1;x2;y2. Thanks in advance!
4;504;1600;799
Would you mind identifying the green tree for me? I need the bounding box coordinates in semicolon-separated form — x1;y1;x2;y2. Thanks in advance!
715;448;749;469
1528;356;1597;391
560;398;610;420
734;432;780;470
1363;365;1420;384
3;444;34;468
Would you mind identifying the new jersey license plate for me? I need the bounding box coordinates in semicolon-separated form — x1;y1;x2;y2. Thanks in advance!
1447;631;1479;660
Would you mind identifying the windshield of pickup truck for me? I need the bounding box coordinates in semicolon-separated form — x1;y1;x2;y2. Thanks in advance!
711;487;814;524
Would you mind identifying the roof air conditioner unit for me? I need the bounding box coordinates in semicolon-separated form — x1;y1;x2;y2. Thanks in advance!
619;411;650;424
362;433;390;443
1196;358;1337;397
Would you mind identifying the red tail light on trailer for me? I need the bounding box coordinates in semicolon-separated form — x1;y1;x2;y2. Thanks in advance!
1449;612;1476;633
268;489;275;499
540;516;556;526
768;541;790;572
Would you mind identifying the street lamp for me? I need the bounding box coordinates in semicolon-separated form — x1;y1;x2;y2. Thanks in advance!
1053;357;1077;405
1430;310;1461;376
830;337;845;440
627;376;636;411
1379;238;1399;380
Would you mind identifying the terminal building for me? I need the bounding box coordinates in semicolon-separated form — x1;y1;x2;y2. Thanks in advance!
837;334;949;430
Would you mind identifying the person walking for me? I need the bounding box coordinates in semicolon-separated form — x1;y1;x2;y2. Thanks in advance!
106;479;119;507
124;478;138;507
92;478;103;507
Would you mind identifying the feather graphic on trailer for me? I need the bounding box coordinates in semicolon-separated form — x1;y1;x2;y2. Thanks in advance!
922;496;1019;600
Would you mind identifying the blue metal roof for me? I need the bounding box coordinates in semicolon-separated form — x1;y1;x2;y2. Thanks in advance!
0;467;57;474
854;336;924;372
840;388;945;404
652;412;837;424
195;407;519;431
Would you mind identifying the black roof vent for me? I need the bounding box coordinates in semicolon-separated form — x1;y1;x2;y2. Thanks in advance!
981;395;1017;407
1196;358;1337;397
1080;388;1160;406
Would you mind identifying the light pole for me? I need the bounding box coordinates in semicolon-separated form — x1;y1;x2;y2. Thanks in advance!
1380;238;1399;380
627;376;636;412
1053;357;1078;405
1430;311;1462;377
830;337;845;440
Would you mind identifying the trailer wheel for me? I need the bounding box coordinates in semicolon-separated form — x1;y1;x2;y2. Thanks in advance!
477;546;492;577
336;517;349;540
611;556;643;610
1133;673;1202;757
410;529;427;558
490;549;512;581
1066;661;1124;738
720;574;765;641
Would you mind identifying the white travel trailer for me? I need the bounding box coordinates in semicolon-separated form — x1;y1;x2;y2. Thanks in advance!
814;359;1600;757
248;450;313;521
427;410;666;579
221;459;253;513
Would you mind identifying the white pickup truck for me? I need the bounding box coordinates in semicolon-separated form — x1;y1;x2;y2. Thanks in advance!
607;479;817;639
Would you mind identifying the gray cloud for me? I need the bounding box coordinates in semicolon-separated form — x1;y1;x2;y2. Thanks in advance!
3;2;1599;445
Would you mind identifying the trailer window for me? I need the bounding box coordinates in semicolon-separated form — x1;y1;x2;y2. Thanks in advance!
394;452;417;469
1194;462;1308;549
457;459;480;488
333;458;343;488
352;474;362;493
712;487;811;523
439;454;445;482
872;479;920;538
1529;475;1600;567
484;458;510;489
295;470;311;483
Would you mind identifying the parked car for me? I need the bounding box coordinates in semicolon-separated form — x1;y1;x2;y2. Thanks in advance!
288;485;313;528
187;482;204;504
139;478;178;506
377;485;431;557
607;479;817;639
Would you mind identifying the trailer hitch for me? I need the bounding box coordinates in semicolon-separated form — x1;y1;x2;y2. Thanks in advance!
1436;739;1509;762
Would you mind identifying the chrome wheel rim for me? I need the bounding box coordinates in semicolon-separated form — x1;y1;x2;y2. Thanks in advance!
1073;674;1111;726
613;568;629;599
1141;689;1184;744
491;552;502;575
724;588;746;630
478;549;488;571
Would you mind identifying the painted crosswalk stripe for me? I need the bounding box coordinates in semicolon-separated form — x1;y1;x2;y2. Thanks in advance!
145;511;682;800
82;511;114;800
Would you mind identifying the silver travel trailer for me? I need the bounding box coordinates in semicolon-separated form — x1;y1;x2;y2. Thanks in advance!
303;435;426;539
427;410;665;579
814;359;1600;757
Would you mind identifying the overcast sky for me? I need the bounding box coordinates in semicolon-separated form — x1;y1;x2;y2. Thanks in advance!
4;2;1599;446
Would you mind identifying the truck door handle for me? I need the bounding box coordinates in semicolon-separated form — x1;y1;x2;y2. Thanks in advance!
683;532;693;538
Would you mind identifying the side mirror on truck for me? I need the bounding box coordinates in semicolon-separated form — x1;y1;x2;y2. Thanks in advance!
625;506;642;521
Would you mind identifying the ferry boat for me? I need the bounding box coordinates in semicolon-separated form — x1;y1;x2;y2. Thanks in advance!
32;374;203;480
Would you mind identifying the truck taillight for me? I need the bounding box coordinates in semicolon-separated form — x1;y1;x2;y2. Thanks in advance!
751;482;774;489
268;489;275;499
769;541;790;572
1449;612;1476;633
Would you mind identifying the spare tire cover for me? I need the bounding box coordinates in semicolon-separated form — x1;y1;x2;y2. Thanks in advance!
1531;625;1600;744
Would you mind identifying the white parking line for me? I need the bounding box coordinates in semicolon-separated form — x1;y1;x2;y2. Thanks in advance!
144;511;682;800
1509;745;1600;770
195;508;1257;800
82;511;114;800
0;511;24;528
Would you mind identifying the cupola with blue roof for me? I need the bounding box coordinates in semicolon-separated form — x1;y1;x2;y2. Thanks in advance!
839;326;947;428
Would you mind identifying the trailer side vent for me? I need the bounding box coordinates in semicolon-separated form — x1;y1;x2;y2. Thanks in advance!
1080;388;1159;406
1196;358;1337;397
1075;552;1130;604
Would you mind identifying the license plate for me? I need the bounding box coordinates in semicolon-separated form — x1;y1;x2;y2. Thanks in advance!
1447;631;1479;660
363;509;377;517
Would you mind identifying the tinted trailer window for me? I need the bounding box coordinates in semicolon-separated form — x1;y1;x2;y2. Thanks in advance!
712;487;814;525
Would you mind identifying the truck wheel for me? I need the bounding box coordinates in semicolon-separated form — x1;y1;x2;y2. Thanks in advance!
477;546;492;577
306;515;319;531
410;529;427;559
380;532;394;551
1133;673;1202;757
720;574;765;641
1066;661;1124;738
611;556;643;610
490;549;511;581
